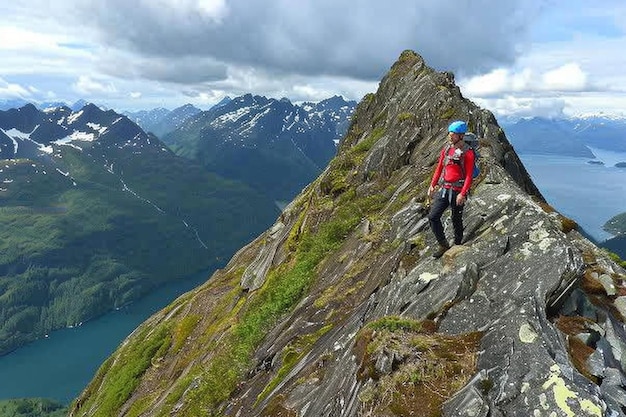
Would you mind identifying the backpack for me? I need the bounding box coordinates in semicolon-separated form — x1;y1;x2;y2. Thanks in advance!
461;132;480;179
439;132;480;187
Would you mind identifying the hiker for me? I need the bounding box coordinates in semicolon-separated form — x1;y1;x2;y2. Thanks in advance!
427;120;476;259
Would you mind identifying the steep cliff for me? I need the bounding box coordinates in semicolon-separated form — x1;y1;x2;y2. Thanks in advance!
71;51;626;417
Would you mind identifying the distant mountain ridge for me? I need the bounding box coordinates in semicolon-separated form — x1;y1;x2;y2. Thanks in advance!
0;103;279;355
124;104;204;138
603;212;626;261
162;94;357;201
0;99;90;112
502;116;626;159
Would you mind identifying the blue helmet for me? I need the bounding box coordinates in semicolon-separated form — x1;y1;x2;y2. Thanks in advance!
448;120;468;134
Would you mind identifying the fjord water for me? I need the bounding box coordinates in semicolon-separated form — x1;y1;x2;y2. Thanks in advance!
518;148;626;242
0;270;213;404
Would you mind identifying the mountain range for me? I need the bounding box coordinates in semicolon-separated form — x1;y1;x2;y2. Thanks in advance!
0;103;279;355
501;116;626;159
124;103;205;139
161;94;357;201
0;99;89;112
71;50;626;417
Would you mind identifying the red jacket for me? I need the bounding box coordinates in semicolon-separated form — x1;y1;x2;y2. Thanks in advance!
430;145;475;196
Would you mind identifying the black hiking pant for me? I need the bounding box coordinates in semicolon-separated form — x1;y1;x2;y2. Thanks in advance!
428;188;464;246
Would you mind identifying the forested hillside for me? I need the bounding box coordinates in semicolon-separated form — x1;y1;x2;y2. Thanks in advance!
0;104;279;355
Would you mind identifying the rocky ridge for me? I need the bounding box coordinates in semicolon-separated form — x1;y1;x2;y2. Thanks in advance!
72;51;626;417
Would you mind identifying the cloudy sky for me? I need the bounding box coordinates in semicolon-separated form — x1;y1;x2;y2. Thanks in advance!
1;0;625;119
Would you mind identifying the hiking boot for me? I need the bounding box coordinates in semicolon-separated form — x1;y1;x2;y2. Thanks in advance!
432;243;450;259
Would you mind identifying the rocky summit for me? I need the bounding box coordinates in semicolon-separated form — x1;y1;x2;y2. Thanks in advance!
71;51;626;417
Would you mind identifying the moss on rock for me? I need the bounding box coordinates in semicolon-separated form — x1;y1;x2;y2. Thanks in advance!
354;317;482;417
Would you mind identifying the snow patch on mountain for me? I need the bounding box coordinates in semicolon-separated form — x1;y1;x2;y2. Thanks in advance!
571;112;626;121
59;130;97;143
67;110;83;125
3;127;34;140
238;108;271;137
282;112;296;131
212;106;252;127
38;130;100;154
87;122;108;135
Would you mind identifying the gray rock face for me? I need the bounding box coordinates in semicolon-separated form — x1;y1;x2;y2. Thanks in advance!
248;171;617;417
237;52;625;417
71;50;626;417
241;220;289;290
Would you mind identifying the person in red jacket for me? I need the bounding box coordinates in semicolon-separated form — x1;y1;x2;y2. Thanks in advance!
427;120;476;258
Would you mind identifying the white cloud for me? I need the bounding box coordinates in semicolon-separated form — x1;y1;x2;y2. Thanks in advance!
0;77;32;99
474;96;566;119
541;63;587;91
190;0;229;22
0;23;95;79
71;0;543;80
462;69;511;96
461;63;591;98
73;76;118;95
0;0;625;118
0;26;58;50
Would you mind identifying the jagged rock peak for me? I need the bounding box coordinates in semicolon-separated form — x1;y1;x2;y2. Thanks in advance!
71;50;626;417
336;49;541;198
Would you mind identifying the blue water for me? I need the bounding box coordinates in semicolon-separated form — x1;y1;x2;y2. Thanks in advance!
0;270;213;404
518;149;626;242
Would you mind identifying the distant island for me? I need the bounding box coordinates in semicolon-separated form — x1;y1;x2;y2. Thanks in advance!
604;212;626;235
616;162;626;168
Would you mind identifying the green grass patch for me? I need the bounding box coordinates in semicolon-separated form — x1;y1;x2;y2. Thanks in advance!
373;111;388;128
166;189;385;415
256;324;333;402
605;251;626;269
355;318;482;416
352;127;385;155
173;314;201;352
321;127;386;197
286;204;309;251
440;107;456;120
126;394;157;417
397;112;416;122
364;316;425;333
0;398;67;417
73;323;172;417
